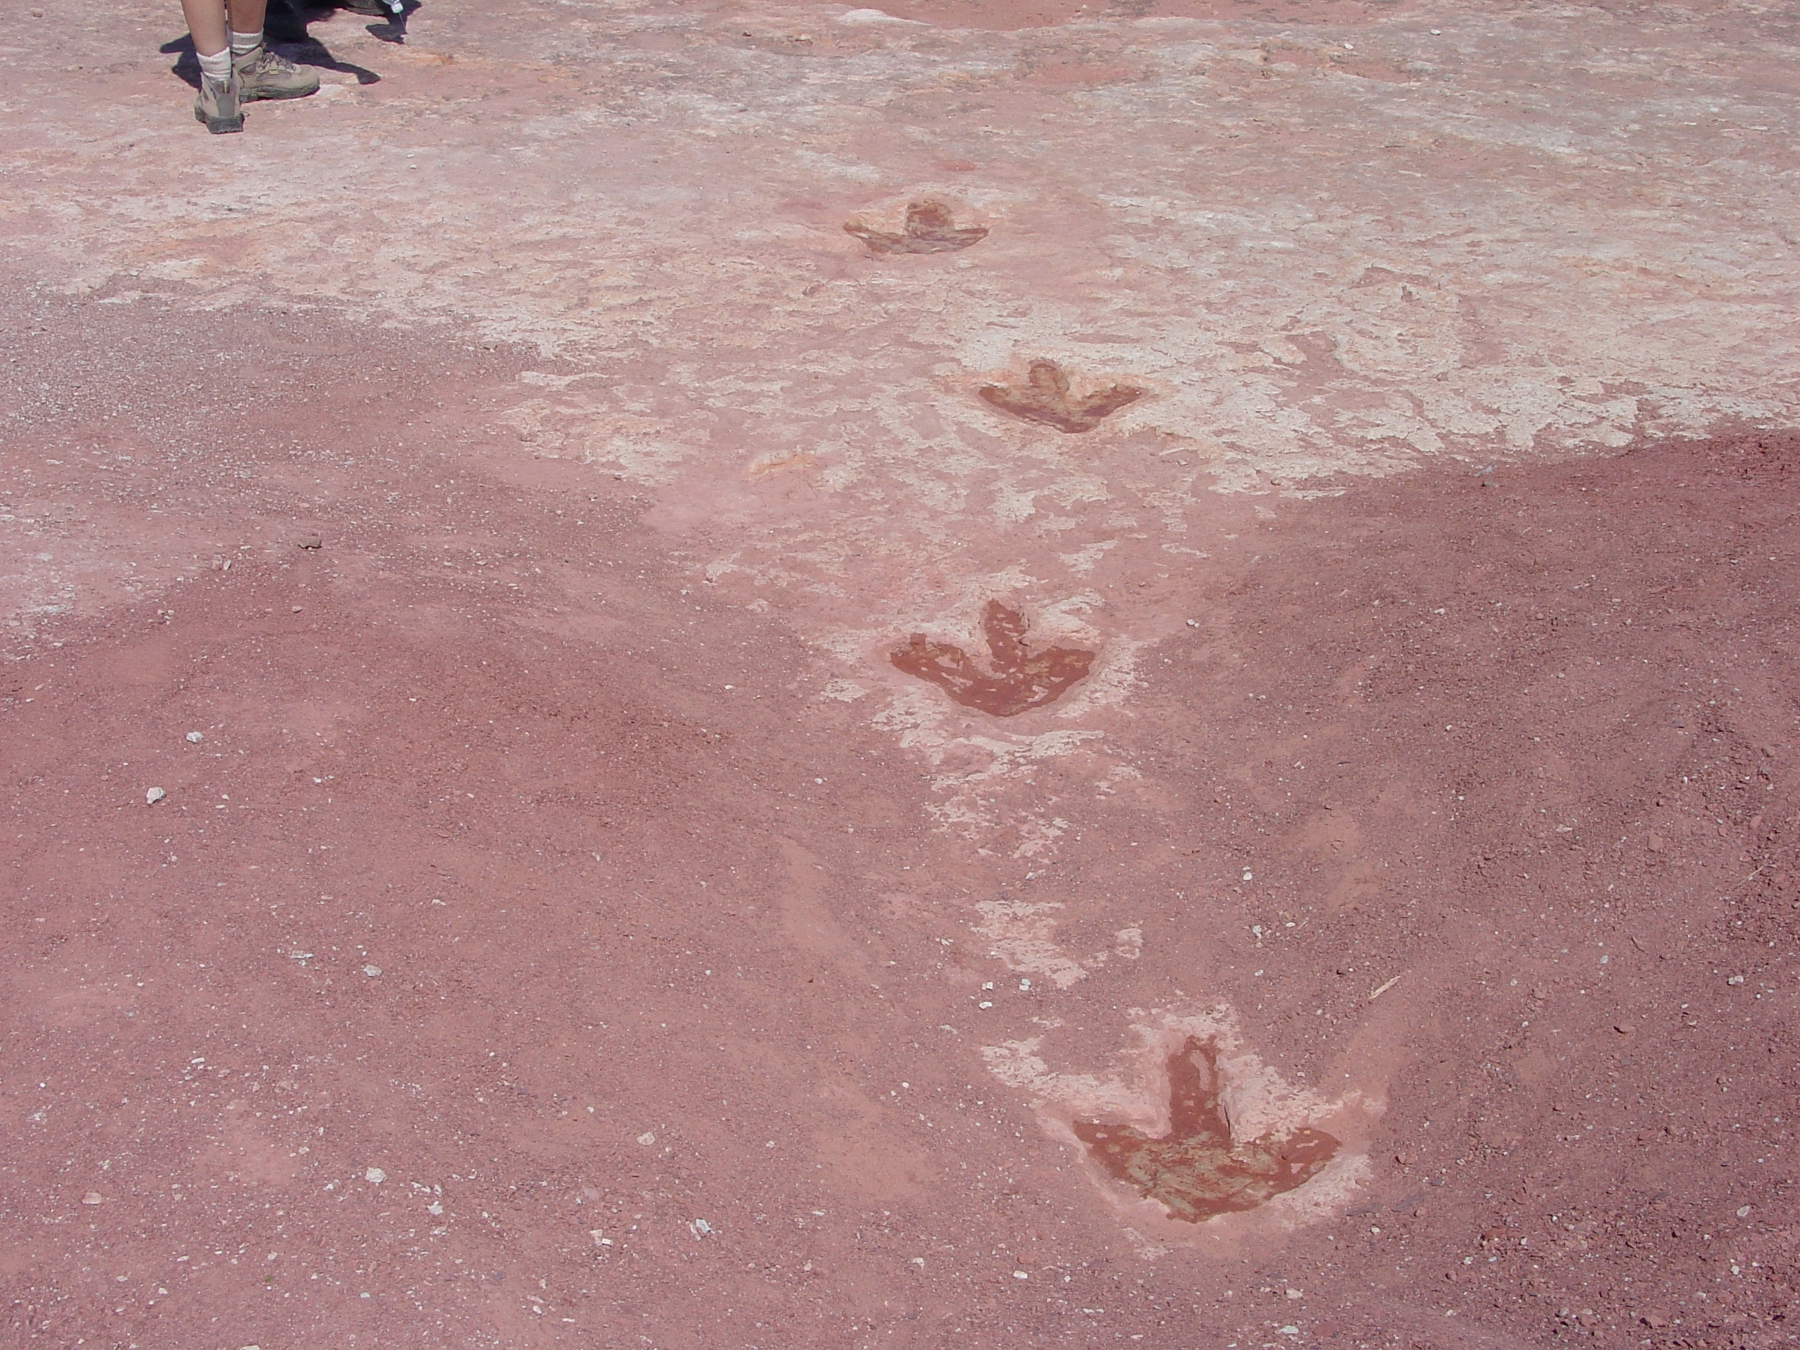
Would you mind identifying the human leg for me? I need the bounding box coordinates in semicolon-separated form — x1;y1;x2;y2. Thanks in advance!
180;0;245;132
225;0;269;40
179;0;229;56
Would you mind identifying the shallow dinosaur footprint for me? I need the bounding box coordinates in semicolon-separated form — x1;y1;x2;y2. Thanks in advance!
845;199;989;255
978;359;1144;433
891;600;1094;717
1072;1038;1339;1222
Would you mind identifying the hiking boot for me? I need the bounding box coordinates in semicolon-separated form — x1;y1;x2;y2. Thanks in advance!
233;43;320;102
193;72;244;133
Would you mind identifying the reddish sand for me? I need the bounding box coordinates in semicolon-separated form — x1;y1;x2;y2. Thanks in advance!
864;0;1731;30
871;0;1483;31
5;274;1798;1346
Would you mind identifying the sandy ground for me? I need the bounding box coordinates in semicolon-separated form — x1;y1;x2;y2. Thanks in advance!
3;0;1799;1346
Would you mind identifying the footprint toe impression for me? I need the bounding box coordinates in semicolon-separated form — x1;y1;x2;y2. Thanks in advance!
1073;1039;1339;1222
891;600;1094;717
979;359;1144;433
845;199;989;255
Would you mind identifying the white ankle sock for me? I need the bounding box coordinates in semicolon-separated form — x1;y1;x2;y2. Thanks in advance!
196;46;233;81
229;29;263;56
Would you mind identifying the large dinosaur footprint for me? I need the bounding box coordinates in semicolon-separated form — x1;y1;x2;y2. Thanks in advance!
979;359;1145;433
1073;1038;1339;1222
891;600;1094;717
845;199;989;255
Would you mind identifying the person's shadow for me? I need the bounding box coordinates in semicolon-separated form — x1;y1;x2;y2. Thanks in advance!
161;0;411;89
274;0;422;49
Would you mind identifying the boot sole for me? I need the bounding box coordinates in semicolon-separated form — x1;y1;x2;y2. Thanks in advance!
241;86;320;102
195;107;245;133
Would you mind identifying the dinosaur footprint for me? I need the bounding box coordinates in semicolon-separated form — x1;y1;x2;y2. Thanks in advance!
1072;1038;1339;1222
891;600;1094;717
844;199;989;255
978;359;1145;433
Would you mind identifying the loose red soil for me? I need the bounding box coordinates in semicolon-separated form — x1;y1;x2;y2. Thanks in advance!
4;285;1799;1347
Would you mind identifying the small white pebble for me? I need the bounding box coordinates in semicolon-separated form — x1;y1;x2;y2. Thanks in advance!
365;1167;386;1184
186;731;204;743
362;965;382;977
637;1132;657;1146
1012;1270;1029;1280
146;787;166;805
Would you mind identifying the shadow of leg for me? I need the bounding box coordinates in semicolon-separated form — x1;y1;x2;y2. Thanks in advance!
280;36;383;83
257;1;389;79
365;0;419;46
158;34;202;90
